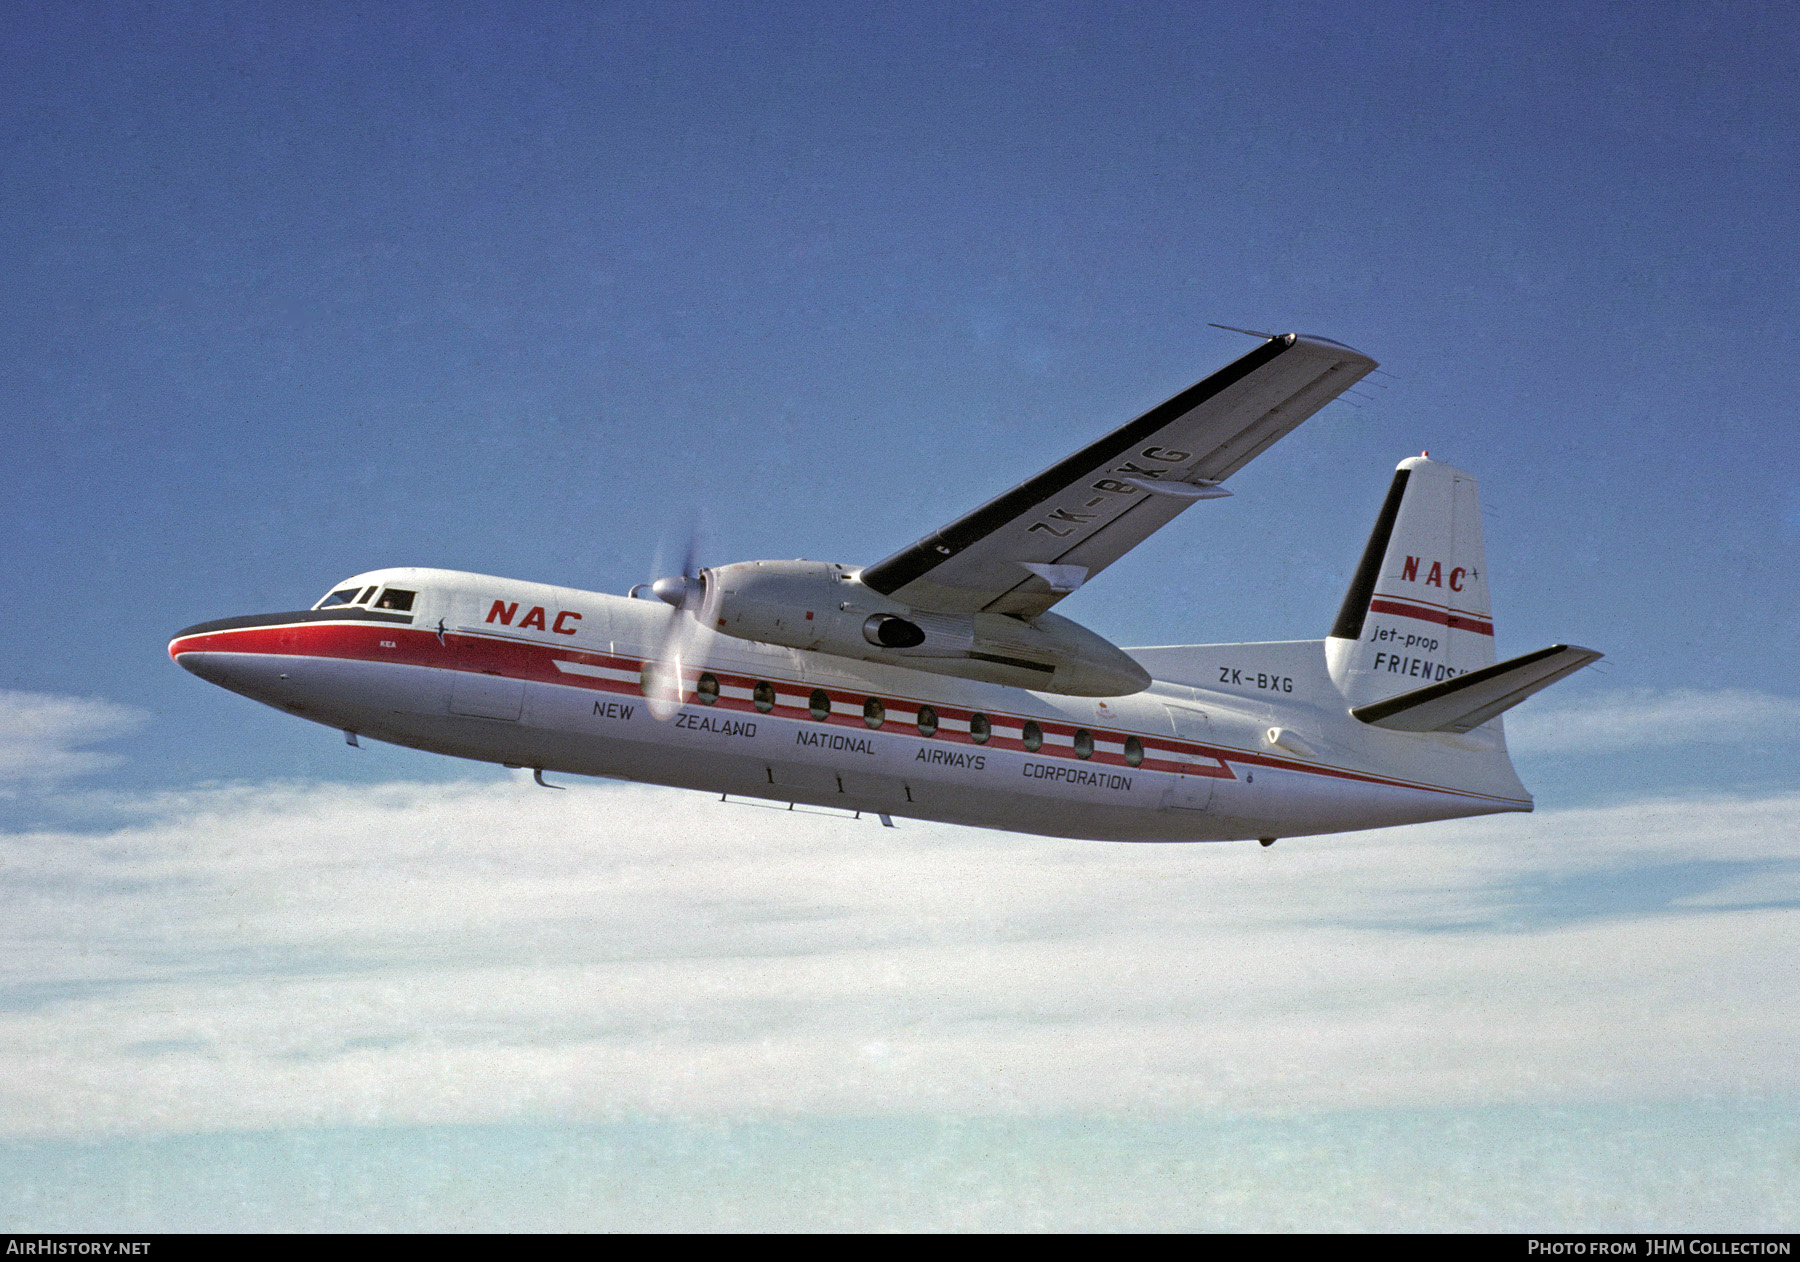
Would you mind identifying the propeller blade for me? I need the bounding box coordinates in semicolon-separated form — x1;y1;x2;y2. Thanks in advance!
680;530;701;582
642;523;711;720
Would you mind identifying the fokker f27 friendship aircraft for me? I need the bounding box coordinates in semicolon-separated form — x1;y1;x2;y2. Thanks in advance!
171;334;1599;844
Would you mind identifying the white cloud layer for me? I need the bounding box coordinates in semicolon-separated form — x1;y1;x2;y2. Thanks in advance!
1506;687;1800;754
5;1104;1793;1232
0;690;147;788
1;774;1796;1142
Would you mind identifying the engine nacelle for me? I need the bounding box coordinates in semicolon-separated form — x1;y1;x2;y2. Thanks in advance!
701;560;1150;696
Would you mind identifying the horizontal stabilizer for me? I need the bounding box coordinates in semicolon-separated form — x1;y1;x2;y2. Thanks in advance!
1351;643;1602;733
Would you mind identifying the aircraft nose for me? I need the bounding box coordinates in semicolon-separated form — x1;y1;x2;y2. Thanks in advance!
170;626;208;670
169;615;241;671
172;647;228;685
169;621;246;687
167;611;304;692
169;630;200;669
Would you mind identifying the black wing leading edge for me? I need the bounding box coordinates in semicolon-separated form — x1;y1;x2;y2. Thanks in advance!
859;333;1378;617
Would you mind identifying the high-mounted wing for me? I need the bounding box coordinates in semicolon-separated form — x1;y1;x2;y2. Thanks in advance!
860;333;1378;617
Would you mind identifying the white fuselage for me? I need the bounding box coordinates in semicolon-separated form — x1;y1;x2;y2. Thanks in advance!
170;566;1532;842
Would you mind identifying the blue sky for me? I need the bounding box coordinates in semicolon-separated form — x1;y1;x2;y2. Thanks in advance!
2;0;1797;1230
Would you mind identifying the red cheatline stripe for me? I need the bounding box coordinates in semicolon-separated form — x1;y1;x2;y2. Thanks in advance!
1367;598;1494;636
171;622;1527;804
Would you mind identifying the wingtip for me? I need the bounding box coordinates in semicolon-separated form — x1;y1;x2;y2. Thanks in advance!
1211;325;1375;367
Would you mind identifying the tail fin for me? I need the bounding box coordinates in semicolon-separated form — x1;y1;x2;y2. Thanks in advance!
1326;456;1499;710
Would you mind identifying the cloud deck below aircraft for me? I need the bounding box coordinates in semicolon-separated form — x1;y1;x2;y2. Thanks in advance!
0;771;1795;1140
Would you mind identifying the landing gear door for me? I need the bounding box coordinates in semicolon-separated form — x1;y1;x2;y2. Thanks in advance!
1162;705;1214;811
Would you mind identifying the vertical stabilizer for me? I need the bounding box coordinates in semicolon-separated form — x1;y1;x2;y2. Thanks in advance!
1326;457;1496;711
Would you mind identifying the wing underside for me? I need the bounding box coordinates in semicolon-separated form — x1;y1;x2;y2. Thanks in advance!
860;334;1378;617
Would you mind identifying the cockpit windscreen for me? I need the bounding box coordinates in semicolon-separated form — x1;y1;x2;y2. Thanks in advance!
316;586;365;608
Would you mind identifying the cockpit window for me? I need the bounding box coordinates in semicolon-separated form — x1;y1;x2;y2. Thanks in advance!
372;588;416;612
318;587;362;608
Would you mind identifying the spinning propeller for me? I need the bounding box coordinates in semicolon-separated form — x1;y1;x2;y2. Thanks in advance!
637;529;715;720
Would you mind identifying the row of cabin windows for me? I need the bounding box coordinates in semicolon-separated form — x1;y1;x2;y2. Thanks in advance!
658;670;1145;767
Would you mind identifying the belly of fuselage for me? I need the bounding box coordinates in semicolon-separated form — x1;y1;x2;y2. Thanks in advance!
170;615;1243;840
191;660;1197;841
171;617;1524;843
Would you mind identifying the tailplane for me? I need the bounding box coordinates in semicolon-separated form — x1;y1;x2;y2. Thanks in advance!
1325;455;1598;727
1352;643;1602;733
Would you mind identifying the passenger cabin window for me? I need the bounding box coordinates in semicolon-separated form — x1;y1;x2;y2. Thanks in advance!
916;705;939;738
753;681;776;714
1073;728;1094;760
1124;736;1145;768
969;713;991;745
697;673;720;706
863;697;885;730
373;588;416;612
808;689;831;722
1021;721;1044;753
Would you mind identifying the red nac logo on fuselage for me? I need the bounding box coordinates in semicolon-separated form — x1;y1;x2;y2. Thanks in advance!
1400;555;1466;593
486;600;582;635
